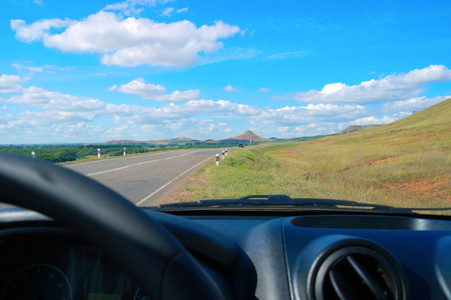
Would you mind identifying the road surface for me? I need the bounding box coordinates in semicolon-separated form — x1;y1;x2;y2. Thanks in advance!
64;148;223;206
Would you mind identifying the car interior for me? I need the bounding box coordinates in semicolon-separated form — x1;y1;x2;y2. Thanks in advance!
1;152;451;300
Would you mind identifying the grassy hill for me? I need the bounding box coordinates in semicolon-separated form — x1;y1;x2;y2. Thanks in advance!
336;125;381;134
158;99;450;210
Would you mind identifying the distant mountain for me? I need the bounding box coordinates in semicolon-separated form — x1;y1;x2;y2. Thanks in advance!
336;125;382;135
104;130;271;145
230;130;272;142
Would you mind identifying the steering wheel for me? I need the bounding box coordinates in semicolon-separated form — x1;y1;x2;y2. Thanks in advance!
0;152;235;300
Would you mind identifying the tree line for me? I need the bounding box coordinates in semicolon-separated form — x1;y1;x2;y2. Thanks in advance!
0;142;259;163
0;144;175;163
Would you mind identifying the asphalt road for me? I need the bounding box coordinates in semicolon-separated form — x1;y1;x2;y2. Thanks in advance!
64;148;223;206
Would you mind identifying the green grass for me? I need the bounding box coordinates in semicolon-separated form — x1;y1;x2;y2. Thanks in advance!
169;98;450;210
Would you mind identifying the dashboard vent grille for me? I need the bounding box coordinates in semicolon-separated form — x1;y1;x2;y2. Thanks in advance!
314;246;404;300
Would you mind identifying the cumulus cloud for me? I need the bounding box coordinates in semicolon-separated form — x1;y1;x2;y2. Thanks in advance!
2;75;448;142
253;103;367;126
0;74;24;93
8;87;106;111
382;95;449;113
258;87;271;93
351;115;398;125
111;78;200;101
11;11;241;67
224;84;240;92
10;18;73;43
283;65;451;104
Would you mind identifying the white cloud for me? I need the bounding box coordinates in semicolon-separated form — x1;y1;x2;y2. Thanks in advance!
258;87;271;93
111;78;200;101
11;11;241;67
351;115;398;125
0;74;24;93
10;18;73;43
8;87;106;111
252;103;367;126
12;64;44;73
104;0;169;16
224;84;240;92
382;95;449;113
161;7;174;17
278;126;290;133
284;65;451;104
2;76;448;142
176;8;188;13
11;64;68;74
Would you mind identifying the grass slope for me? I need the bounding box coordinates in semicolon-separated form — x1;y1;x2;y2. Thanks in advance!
165;99;450;210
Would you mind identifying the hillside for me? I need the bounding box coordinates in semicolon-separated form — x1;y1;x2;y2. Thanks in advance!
164;98;450;209
327;98;451;150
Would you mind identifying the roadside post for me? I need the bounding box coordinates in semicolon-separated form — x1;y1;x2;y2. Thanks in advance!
123;148;126;156
31;151;36;159
225;149;228;156
97;148;101;159
216;153;220;166
222;150;225;160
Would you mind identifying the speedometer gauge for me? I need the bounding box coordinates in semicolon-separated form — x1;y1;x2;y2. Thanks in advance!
0;263;72;300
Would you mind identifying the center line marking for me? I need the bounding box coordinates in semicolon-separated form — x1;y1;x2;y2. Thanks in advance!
136;157;211;207
86;150;203;177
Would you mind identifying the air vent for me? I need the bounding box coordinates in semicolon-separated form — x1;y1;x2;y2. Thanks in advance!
313;246;405;300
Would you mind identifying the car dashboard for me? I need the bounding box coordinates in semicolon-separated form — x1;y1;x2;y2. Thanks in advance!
1;209;451;300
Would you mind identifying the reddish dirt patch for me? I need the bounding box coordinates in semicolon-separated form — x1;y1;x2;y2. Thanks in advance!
321;157;394;177
382;177;450;201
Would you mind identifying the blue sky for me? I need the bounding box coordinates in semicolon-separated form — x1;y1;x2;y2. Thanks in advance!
1;0;450;143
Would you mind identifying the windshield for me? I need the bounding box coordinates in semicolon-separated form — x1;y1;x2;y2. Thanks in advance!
0;0;449;214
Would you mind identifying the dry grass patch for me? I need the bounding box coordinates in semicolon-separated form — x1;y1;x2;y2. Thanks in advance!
165;99;450;210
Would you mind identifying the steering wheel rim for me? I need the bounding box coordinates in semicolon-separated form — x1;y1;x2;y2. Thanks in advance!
0;152;229;300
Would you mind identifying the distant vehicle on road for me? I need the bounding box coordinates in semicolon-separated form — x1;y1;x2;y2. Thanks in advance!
238;144;244;148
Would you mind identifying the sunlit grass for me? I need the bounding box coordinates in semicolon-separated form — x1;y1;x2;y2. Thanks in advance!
168;99;450;210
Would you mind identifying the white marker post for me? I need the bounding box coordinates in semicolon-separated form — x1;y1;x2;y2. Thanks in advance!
225;148;228;156
123;147;126;156
222;150;225;160
97;148;101;159
216;153;220;166
31;151;36;159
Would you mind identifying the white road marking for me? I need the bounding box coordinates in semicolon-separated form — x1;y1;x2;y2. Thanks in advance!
136;157;212;207
66;149;208;168
85;150;203;177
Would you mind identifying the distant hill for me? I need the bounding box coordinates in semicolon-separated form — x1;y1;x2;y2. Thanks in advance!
336;125;382;135
230;130;272;142
104;130;271;145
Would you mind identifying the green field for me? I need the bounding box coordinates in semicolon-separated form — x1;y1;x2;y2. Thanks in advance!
166;98;451;209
